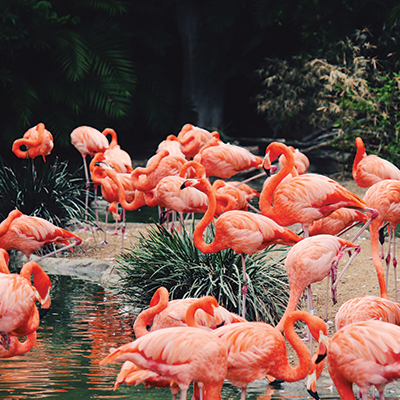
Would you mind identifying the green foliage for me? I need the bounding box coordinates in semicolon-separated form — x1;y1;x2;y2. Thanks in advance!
0;0;136;147
256;26;400;170
0;157;91;226
114;222;291;324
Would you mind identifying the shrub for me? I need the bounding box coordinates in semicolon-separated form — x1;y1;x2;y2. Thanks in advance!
114;222;291;324
0;157;91;227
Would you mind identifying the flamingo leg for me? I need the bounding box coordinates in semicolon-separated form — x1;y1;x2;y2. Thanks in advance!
306;285;314;351
325;275;330;322
247;202;261;214
350;207;378;243
393;226;398;302
94;184;100;229
240;386;247;400
34;239;82;262
331;246;361;301
385;224;392;291
121;209;126;250
101;206;109;245
179;388;188;400
303;225;309;238
241;254;247;319
82;155;90;228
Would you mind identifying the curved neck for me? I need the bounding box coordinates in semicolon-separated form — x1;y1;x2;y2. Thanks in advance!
102;128;118;147
133;287;169;338
20;262;52;308
185;296;217;328
370;220;389;299
0;250;10;273
0;210;22;237
179;161;205;178
131;150;169;191
192;180;222;253
274;311;314;381
353;137;366;176
105;168;143;211
260;144;294;216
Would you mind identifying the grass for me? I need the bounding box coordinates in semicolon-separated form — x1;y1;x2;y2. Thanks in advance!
114;222;291;324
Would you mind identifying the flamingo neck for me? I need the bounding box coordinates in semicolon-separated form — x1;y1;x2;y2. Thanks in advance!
274;311;314;382
20;262;52;307
105;169;140;211
133;288;169;338
102;128;118;147
193;180;221;254
2;332;37;358
275;288;303;332
131;150;169;191
0;210;22;236
353;138;366;177
370;220;389;299
185;297;215;328
260;144;295;216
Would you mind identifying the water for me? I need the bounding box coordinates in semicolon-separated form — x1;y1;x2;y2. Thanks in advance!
2;274;399;399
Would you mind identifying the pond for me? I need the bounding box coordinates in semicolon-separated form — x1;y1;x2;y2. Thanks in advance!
1;274;398;400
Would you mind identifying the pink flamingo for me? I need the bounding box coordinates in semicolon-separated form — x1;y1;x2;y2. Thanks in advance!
353;137;400;188
193;137;263;179
177;123;220;160
278;146;309;175
133;286;245;338
181;176;302;318
100;299;228;400
364;179;400;301
260;141;378;238
212;310;328;400
275;234;359;331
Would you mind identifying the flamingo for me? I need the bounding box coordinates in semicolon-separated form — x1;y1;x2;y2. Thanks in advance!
227;181;260;201
212;180;248;215
70;125;110;225
131;149;186;192
100;301;228;399
275;235;359;332
260;141;378;238
0;270;44;348
157;134;186;159
211;310;328;400
308;208;368;237
102;128;133;173
181;176;302;318
0;210;82;262
308;294;400;398
193;137;263;179
177;123;220;160
335;295;400;331
353;137;400;188
12;123;54;162
364;179;400;300
324;320;400;400
278;146;310;175
133;286;245;338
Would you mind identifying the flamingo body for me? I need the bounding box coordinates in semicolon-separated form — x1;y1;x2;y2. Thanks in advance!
100;327;228;399
335;295;400;331
353;137;400;188
12;123;54;161
261;142;367;231
327;320;400;399
278;146;309;175
193;138;263;179
0;212;82;260
70;126;109;157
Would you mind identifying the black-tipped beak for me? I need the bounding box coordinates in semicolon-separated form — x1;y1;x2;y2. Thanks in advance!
40;307;50;319
263;167;271;177
180;182;187;190
316;352;327;364
307;388;320;400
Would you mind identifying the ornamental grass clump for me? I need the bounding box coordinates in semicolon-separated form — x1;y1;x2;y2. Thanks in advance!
115;222;291;325
0;157;90;227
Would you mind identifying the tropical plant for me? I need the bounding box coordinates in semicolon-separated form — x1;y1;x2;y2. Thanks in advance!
0;157;91;227
114;222;291;324
0;0;136;147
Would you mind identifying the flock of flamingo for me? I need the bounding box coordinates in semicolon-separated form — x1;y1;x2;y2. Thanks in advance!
2;122;400;399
